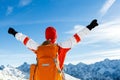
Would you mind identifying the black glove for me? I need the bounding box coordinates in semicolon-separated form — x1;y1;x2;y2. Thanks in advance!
87;19;98;30
8;27;18;37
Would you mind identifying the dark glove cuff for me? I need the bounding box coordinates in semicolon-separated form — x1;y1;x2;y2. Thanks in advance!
87;25;92;30
12;31;18;37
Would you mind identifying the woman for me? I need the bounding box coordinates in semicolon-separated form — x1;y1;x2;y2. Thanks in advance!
8;19;98;80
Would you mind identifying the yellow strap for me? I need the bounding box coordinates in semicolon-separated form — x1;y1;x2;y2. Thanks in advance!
54;58;61;73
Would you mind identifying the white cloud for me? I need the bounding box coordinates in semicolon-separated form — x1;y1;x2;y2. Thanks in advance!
86;19;120;44
66;19;120;44
6;6;13;16
100;0;116;17
5;0;32;16
65;25;85;34
0;53;36;66
85;48;120;64
66;48;120;64
19;0;32;7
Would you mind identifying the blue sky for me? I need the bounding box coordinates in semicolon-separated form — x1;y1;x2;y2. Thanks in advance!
0;0;120;66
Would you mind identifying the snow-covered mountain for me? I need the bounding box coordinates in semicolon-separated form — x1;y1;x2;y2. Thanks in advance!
0;63;79;80
64;59;120;80
0;59;120;80
0;65;27;80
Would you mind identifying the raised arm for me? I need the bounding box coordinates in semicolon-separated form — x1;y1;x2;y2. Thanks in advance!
58;19;98;48
8;28;39;51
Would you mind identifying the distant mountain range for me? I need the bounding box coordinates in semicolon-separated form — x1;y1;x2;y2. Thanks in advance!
0;58;120;80
0;62;79;80
64;59;120;80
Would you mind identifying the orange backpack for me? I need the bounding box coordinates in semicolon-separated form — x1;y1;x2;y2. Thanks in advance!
30;43;63;80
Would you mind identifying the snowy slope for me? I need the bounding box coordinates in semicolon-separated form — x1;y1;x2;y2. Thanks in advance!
0;65;27;80
65;73;80;80
0;64;79;80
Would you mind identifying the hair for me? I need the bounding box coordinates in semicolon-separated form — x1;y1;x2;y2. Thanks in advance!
41;40;51;45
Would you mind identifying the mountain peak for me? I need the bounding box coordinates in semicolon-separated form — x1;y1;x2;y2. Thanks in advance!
104;58;110;61
65;59;120;80
0;65;5;70
0;63;79;80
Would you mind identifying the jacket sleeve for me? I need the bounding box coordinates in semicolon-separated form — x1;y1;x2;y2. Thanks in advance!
58;27;90;48
15;33;39;51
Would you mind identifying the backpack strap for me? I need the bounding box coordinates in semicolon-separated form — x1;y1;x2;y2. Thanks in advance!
53;55;62;73
32;58;38;80
54;53;67;80
30;64;36;80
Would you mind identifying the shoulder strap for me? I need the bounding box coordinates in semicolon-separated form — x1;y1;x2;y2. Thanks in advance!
54;53;66;80
53;54;62;73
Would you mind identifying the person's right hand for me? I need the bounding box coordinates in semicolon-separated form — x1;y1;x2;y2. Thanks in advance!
8;27;18;36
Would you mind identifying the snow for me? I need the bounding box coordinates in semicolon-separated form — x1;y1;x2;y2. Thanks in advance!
65;59;120;80
65;73;80;80
0;59;119;80
0;64;79;80
0;65;27;80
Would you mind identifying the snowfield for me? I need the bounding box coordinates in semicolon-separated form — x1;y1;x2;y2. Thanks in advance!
0;65;27;80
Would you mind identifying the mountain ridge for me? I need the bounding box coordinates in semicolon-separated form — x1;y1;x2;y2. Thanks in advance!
64;58;120;80
0;63;79;80
0;58;120;80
